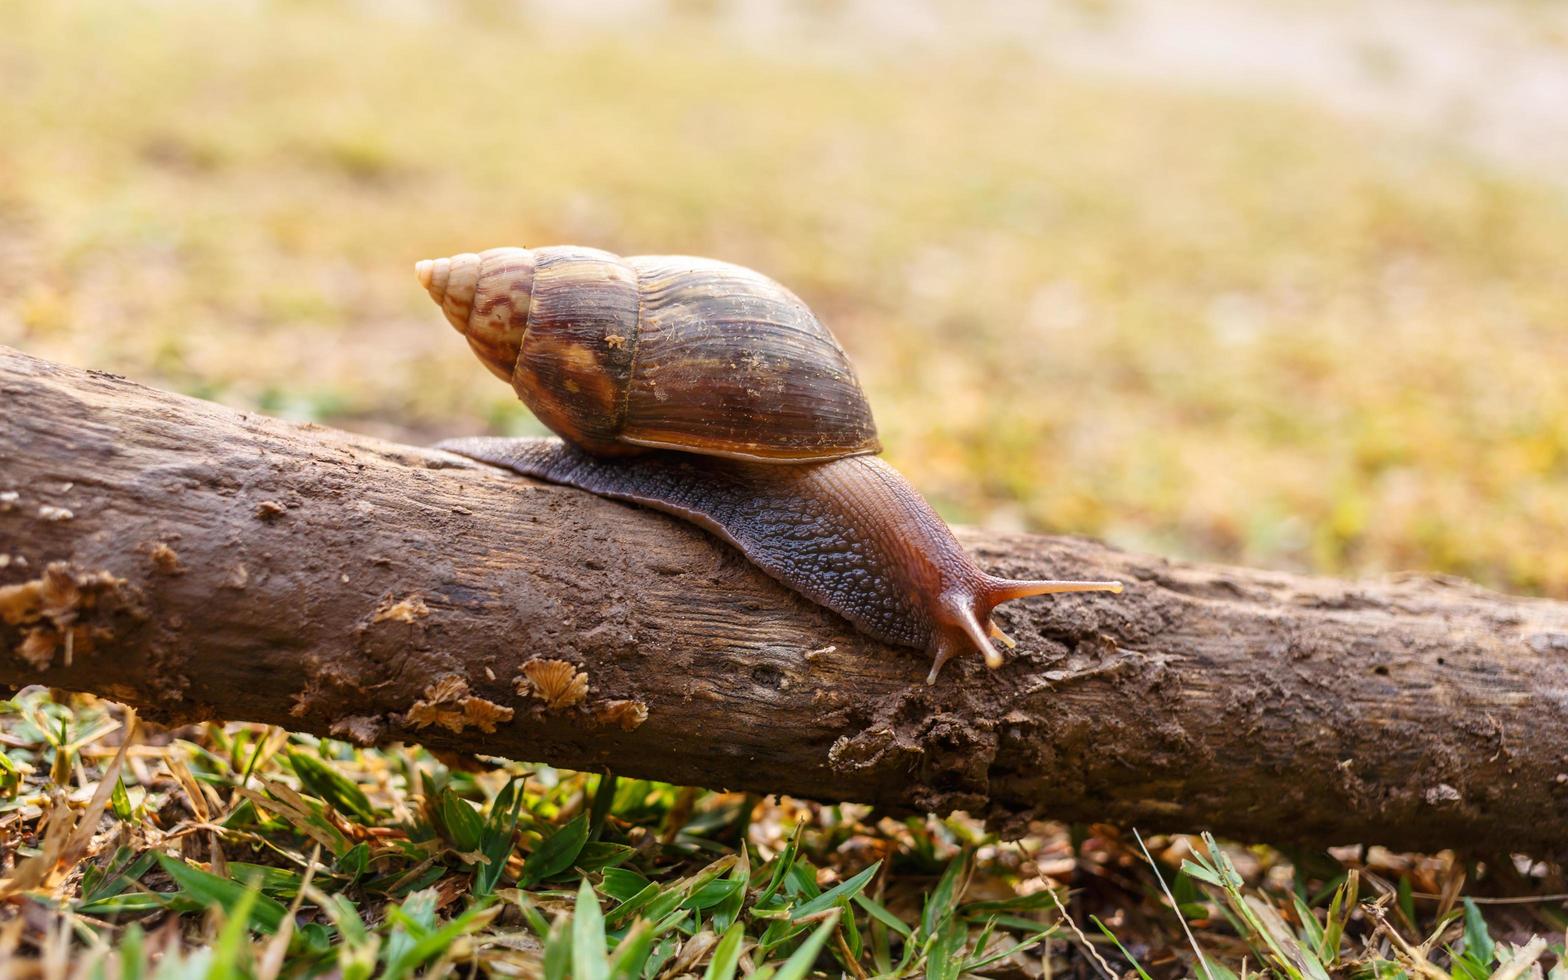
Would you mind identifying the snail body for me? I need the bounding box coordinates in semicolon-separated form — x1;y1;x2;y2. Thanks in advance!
421;245;1121;683
438;436;1121;684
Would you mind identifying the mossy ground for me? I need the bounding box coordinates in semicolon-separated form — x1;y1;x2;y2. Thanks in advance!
1;1;1566;974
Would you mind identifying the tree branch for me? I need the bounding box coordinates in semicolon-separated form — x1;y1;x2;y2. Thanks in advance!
2;346;1565;854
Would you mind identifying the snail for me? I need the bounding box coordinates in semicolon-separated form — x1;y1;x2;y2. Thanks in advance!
419;246;1122;684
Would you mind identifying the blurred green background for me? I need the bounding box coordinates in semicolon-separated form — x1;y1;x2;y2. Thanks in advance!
3;0;1566;595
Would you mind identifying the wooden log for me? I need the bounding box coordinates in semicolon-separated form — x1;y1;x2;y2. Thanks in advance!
2;346;1565;853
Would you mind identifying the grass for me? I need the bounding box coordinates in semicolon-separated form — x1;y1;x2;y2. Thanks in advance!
3;0;1568;973
2;692;1567;975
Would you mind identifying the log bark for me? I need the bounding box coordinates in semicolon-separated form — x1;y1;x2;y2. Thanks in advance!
2;345;1566;855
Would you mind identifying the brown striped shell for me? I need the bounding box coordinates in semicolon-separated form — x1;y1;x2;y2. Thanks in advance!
416;246;880;462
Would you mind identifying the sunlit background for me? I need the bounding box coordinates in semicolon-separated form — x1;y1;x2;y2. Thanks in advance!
3;0;1566;594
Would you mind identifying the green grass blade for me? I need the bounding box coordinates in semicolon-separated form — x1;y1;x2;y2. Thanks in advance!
80;850;156;905
772;918;837;980
1462;898;1495;967
573;877;610;980
962;926;1055;973
521;812;590;887
644;934;682;978
578;841;637;872
1396;875;1417;932
287;751;374;821
1291;892;1328;961
118;925;145;980
1092;915;1155;980
110;776;133;821
785;859;821;900
712;862;747;934
384;901;499;977
921;852;968;939
431;785;485;853
687;877;745;913
153;854;287;934
855;891;912;938
336;841;369;883
1181;859;1224;888
474;778;525;896
606;918;653;979
607;881;661;926
924;917;966;980
756;821;804;905
225;862;302;899
381;888;437;978
703;922;746;980
0;750;20;800
588;770;618;841
514;894;553;942
790;860;881;921
1321;873;1357;959
308;891;377;980
600;867;651;902
869;913;893;975
209;881;261;980
543;914;570;980
1135;829;1221;980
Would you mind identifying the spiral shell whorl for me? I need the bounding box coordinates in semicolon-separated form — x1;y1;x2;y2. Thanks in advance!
416;248;536;383
415;253;474;333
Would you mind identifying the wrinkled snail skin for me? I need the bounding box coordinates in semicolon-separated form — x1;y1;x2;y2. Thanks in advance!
420;245;1122;682
437;436;1123;684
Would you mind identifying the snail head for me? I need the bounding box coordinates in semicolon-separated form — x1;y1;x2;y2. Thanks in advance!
927;576;1123;684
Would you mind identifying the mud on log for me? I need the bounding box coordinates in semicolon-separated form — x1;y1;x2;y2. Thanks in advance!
2;346;1566;854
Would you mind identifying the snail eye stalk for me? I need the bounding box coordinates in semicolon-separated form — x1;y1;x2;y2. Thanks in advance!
985;578;1124;603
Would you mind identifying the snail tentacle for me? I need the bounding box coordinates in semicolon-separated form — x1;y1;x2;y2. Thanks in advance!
983;577;1124;603
945;596;1006;671
988;622;1018;649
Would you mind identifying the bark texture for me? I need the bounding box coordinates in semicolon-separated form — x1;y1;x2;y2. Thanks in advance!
2;346;1566;854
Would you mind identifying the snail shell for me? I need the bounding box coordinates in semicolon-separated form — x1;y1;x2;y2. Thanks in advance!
417;246;880;463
